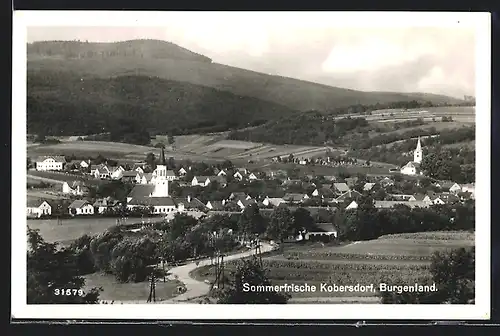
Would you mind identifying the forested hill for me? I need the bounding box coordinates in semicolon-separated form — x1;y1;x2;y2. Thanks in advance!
27;70;298;136
27;39;212;63
27;39;466;113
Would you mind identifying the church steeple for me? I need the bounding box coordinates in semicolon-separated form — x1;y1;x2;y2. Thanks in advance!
414;137;423;164
159;147;166;166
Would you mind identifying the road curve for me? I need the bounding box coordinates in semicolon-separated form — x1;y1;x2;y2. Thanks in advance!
101;242;274;304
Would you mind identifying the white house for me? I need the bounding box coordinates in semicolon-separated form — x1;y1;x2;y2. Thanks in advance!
217;169;227;176
92;165;111;179
461;184;475;199
191;176;211;187
345;201;358;210
178;167;187;176
304;223;338;240
68;200;94;216
206;200;226;211
135;167;145;174
62;181;88;196
138;173;153;185
437;181;462;194
35;156;66;171
248;173;259;181
27;199;52;218
262;197;285;207
127;197;177;215
233;171;245;180
80;160;90;169
110;166;125;180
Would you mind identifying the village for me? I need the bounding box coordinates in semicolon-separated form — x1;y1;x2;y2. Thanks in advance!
26;137;476;241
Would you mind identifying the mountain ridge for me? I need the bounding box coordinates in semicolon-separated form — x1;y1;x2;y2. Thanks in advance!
27;39;466;112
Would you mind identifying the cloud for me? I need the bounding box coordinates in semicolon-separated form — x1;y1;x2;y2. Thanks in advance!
27;23;475;98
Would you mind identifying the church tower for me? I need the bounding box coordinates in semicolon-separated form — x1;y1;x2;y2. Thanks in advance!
152;147;169;197
413;137;423;164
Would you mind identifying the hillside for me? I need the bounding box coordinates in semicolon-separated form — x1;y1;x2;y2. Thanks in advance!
27;39;466;112
27;70;298;137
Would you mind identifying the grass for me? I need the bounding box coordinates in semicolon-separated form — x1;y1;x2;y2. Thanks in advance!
190;231;474;300
27;217;164;245
83;272;183;302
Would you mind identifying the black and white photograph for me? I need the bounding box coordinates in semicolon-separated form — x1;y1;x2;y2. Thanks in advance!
12;11;490;320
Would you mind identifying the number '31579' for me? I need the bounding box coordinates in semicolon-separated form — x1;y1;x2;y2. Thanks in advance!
54;288;84;296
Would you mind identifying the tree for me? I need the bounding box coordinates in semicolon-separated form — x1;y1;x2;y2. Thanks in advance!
145;152;156;169
167;213;199;241
238;204;266;239
266;206;294;243
380;247;475;304
167;134;175;145
292;207;315;235
27;227;101;303
216;256;290;304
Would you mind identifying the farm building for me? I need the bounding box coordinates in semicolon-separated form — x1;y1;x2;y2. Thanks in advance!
206;200;225;211
191;176;212;187
262;197;285;207
27;199;52;218
283;193;309;204
304;223;338;241
35;156;66;171
172;195;207;211
332;183;350;194
68;200;94;216
127;196;177;214
62;180;89;196
93;197;121;214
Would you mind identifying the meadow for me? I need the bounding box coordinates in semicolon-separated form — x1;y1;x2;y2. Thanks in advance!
83;272;183;302
27;217;165;246
190;231;474;302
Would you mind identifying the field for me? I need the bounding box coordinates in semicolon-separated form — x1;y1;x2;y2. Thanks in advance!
83;272;183;302
27;217;164;246
190;231;474;302
247;161;397;175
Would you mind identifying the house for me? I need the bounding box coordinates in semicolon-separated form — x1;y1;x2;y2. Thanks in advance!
80;160;91;169
345;201;358;210
363;183;376;191
191;176;212;187
138;173;153;185
336;190;363;202
93;197;121;214
457;191;473;201
35;156;66;171
283;193;309;204
217;169;227;176
206;200;226;211
380;177;395;187
27;199;52;218
178;167;188;176
311;186;335;198
237;198;257;210
229;192;251;201
92;165;111;179
304;223;338;240
135;167;145;174
172;196;207;211
68;200;94;216
374;201;430;209
66;160;82;170
262;197;286;207
437;193;461;204
437;181;462;194
62;180;89;196
127;196;177;215
389;194;417;201
461;183;475;198
333;183;350;194
248;173;259;181
110;166;125;180
233;170;247;180
121;171;141;183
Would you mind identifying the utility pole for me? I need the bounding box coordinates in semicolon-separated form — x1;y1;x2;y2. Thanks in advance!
147;271;156;303
254;237;263;267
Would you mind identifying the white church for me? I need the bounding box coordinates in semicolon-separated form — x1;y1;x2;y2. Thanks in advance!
126;147;178;214
400;137;423;176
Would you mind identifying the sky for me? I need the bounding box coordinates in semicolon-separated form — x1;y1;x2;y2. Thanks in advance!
26;19;476;98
